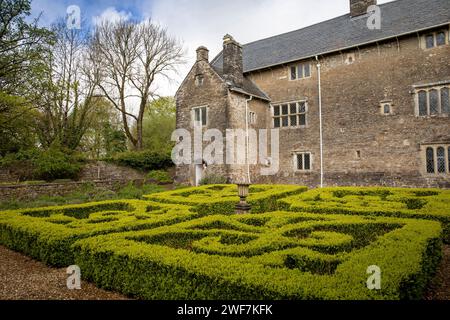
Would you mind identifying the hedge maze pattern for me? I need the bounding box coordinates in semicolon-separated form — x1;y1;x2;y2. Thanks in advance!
0;185;448;300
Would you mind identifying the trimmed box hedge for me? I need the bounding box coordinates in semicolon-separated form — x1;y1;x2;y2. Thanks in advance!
0;200;195;266
0;184;446;300
73;212;442;300
145;184;307;215
278;187;450;243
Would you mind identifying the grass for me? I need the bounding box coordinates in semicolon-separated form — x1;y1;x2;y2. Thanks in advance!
0;182;166;211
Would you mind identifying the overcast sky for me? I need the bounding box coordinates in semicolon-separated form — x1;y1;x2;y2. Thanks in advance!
31;0;396;96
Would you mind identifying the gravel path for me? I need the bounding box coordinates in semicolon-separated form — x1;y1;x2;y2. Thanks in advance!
0;245;128;300
425;245;450;300
0;244;449;300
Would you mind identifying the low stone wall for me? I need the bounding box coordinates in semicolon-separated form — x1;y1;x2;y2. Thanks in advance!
0;179;145;202
0;161;146;184
79;161;145;181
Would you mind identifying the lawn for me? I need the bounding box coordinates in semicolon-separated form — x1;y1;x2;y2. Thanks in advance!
0;185;448;300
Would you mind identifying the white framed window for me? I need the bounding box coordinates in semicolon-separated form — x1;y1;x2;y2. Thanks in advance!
272;101;307;128
380;100;393;115
294;152;312;172
290;62;311;80
248;111;256;124
423;144;450;175
192;106;207;127
414;84;450;117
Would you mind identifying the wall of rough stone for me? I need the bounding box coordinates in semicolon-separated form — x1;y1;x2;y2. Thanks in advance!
175;55;230;185
176;24;450;188
0;161;146;184
246;26;450;188
0;179;144;201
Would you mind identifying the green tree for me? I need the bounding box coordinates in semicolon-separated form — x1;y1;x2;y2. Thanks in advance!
0;0;54;155
140;97;176;154
79;98;127;159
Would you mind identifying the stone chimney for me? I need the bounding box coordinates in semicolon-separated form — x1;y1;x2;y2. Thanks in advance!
196;46;209;62
350;0;377;17
222;34;244;87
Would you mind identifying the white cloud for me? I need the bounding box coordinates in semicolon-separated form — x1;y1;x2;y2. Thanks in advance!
141;0;395;96
92;7;133;25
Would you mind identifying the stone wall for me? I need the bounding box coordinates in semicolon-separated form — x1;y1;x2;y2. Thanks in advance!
79;161;145;181
175;52;230;185
0;179;144;201
176;23;450;188
0;161;146;184
246;27;450;189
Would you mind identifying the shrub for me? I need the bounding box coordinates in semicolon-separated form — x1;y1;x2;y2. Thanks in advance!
147;170;172;184
32;148;82;181
111;150;172;171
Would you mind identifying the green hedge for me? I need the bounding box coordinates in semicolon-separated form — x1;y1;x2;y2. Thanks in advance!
0;185;446;300
278;187;450;243
73;212;442;300
0;200;195;266
145;184;307;215
110;150;173;171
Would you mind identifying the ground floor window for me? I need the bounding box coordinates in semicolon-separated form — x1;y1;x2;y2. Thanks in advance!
424;145;450;174
294;152;312;171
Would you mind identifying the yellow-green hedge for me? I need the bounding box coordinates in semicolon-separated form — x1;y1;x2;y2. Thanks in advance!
145;184;307;215
279;187;450;242
73;212;442;300
0;200;195;266
0;184;446;300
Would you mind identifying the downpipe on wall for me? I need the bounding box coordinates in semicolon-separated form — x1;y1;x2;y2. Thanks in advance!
316;55;324;188
245;95;253;184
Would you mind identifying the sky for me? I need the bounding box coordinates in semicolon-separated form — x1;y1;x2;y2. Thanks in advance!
31;0;396;96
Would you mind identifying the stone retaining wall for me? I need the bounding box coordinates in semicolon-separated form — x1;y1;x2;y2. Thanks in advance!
0;179;145;201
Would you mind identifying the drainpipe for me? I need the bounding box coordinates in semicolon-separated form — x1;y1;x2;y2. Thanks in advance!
245;95;253;183
316;56;324;188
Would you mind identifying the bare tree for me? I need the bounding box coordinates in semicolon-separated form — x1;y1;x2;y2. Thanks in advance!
35;20;100;150
91;19;184;150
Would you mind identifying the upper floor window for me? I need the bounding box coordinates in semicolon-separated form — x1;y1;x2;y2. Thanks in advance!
294;152;312;172
193;106;207;127
195;74;204;86
415;85;450;117
290;63;311;80
424;30;448;49
248;111;256;124
272;101;307;128
380;100;393;115
424;145;450;175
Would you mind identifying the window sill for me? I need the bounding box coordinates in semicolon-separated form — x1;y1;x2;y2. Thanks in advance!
274;126;309;130
289;77;312;82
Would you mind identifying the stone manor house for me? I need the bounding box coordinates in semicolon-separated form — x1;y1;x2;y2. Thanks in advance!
175;0;450;188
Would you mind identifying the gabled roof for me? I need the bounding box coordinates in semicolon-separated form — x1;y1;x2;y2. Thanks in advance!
211;0;450;73
212;66;270;100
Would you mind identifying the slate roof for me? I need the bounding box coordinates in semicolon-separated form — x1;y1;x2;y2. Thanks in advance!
211;0;450;73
